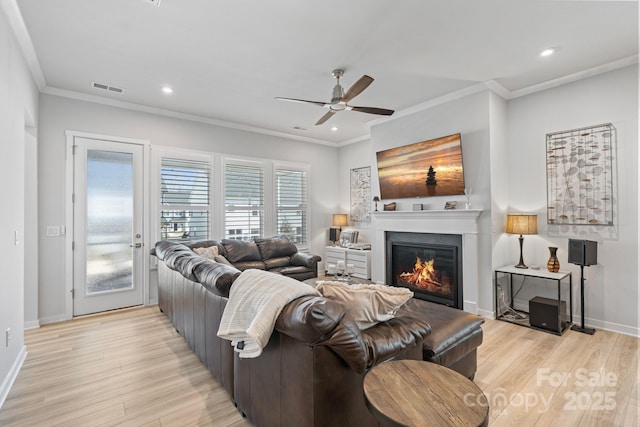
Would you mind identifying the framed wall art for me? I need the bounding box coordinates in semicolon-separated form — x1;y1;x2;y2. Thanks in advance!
546;123;615;226
350;166;371;223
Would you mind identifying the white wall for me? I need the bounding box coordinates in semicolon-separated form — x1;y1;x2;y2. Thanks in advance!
506;65;638;335
340;90;495;315
23;129;38;328
337;66;639;335
37;94;339;323
0;6;39;406
336;138;374;244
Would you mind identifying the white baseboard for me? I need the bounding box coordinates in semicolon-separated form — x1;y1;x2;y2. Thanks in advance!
463;300;478;315
477;308;494;319
506;298;639;337
0;345;27;409
24;320;40;330
39;313;71;325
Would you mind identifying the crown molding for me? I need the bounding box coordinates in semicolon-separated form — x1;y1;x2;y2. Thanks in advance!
5;0;636;148
1;0;45;89
508;55;638;99
41;86;337;146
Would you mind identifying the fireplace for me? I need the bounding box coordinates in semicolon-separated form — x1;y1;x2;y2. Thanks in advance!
386;232;463;309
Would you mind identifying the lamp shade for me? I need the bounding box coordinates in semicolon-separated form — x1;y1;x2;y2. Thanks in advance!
332;214;348;227
505;214;538;235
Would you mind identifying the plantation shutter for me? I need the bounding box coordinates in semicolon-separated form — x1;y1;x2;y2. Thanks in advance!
224;162;264;240
160;158;210;241
275;168;307;244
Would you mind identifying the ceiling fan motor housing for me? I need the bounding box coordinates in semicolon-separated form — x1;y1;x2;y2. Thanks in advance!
331;84;346;108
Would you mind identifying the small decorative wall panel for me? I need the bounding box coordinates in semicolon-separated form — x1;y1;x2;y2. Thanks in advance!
350;166;371;224
546;123;615;226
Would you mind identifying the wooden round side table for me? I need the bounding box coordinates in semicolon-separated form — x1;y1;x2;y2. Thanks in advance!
363;360;489;427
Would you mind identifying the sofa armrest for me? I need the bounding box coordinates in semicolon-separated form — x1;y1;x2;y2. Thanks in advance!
276;295;369;374
361;316;431;368
275;295;429;375
290;252;321;268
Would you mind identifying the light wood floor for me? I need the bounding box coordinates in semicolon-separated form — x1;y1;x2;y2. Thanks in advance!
0;306;637;426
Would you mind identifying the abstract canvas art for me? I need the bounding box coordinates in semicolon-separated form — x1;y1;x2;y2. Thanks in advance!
376;133;465;199
546;123;615;226
350;166;371;223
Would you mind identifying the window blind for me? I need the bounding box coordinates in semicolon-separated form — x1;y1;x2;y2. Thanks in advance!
276;168;307;244
160;158;211;241
224;162;264;240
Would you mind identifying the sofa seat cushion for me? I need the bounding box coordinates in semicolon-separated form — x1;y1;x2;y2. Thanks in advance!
232;260;267;271
264;256;292;270
270;265;313;275
397;298;484;367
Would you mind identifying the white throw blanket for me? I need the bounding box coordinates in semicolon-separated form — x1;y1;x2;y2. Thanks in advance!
217;269;320;358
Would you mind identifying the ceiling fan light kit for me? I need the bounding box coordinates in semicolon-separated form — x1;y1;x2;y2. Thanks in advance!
276;69;394;125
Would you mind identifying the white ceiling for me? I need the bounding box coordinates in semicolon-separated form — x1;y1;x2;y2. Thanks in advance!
10;0;639;144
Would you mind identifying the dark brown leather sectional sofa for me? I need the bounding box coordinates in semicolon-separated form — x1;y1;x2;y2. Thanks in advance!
153;238;484;427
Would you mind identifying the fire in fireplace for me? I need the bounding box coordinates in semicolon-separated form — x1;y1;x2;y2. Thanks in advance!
398;255;453;297
386;232;463;308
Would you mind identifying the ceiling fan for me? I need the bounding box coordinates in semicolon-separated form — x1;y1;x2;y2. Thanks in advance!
275;69;394;125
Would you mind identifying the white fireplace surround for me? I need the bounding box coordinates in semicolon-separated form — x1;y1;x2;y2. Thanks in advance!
371;209;483;314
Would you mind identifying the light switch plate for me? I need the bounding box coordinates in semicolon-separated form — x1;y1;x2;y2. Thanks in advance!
46;226;61;237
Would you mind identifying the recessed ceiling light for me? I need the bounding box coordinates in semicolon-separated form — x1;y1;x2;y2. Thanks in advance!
162;86;173;94
331;126;338;131
540;48;556;57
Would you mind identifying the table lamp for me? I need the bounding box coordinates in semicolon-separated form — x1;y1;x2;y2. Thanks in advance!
505;213;538;269
329;213;348;245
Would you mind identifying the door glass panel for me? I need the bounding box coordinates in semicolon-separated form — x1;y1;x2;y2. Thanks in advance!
86;150;134;294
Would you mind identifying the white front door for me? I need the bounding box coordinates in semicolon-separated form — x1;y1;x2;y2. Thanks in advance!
72;137;144;316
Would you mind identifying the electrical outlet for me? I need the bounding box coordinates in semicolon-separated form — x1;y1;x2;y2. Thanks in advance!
5;328;10;347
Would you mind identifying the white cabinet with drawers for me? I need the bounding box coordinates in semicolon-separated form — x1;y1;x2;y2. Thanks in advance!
324;246;371;279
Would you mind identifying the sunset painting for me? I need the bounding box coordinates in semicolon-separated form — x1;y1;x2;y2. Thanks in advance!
376;133;465;199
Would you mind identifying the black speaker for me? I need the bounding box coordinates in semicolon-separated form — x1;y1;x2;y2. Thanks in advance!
529;296;567;332
568;239;597;266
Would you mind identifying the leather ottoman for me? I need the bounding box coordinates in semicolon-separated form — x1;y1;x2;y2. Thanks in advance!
397;298;484;379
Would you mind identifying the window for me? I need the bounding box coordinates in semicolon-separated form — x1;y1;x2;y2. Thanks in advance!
160;157;211;241
275;167;307;244
223;158;310;246
224;161;264;241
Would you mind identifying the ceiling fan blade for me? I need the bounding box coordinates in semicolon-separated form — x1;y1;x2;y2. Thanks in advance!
350;106;395;116
275;97;328;108
315;110;336;125
342;75;374;103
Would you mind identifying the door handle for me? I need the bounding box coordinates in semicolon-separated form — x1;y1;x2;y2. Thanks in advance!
130;243;143;248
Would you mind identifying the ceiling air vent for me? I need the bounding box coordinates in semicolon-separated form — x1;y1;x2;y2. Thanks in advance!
91;82;125;94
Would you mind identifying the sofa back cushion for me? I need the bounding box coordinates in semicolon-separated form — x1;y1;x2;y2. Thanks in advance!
255;236;297;260
193;259;242;297
222;239;262;263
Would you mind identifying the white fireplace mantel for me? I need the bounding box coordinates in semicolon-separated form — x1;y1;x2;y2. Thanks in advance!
371;209;483;314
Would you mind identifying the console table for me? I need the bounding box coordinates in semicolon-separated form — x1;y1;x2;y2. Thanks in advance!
363;360;488;427
324;246;371;279
494;266;572;335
